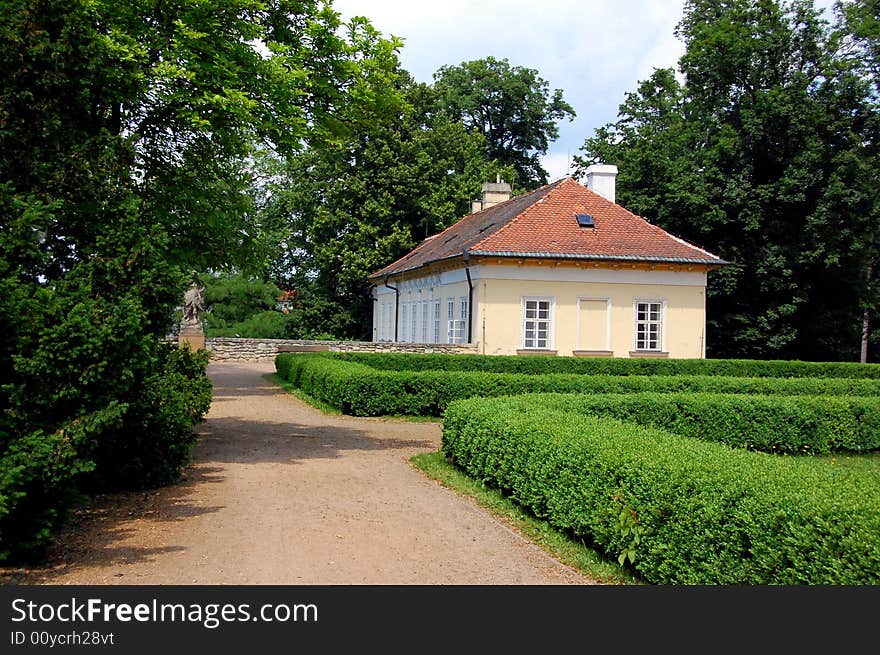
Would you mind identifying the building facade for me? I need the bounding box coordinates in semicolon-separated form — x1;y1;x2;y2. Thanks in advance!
370;168;725;358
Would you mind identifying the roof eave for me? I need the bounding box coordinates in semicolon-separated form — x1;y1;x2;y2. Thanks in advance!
370;250;727;280
469;250;729;266
369;252;466;281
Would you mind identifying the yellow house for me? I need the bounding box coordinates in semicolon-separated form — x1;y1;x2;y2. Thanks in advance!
369;167;726;358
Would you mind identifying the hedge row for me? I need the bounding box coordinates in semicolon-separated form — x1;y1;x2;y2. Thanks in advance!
442;396;880;584
532;392;880;454
332;351;880;379
275;354;880;418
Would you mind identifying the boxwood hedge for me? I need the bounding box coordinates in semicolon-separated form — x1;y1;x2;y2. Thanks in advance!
275;353;880;418
532;392;880;454
332;352;880;379
441;396;880;584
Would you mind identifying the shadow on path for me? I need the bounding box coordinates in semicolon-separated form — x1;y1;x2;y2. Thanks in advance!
1;361;441;585
193;416;436;465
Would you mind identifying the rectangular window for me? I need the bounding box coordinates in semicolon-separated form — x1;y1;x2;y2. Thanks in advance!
446;297;465;344
523;298;552;349
446;298;456;344
635;301;663;351
432;300;441;344
421;300;429;343
411;301;418;343
386;303;394;342
400;303;408;342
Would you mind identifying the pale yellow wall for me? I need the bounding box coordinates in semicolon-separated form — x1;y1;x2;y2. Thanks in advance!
476;278;706;358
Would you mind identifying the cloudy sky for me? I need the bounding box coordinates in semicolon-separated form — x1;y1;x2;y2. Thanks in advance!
333;0;836;182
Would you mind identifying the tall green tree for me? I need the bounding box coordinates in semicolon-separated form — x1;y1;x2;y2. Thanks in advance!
201;272;287;338
837;0;880;361
260;73;515;338
0;0;401;558
578;0;877;361
433;57;575;189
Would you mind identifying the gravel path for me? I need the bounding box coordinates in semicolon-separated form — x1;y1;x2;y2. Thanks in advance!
8;361;590;585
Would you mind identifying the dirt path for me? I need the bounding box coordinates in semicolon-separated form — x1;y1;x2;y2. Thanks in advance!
7;361;589;585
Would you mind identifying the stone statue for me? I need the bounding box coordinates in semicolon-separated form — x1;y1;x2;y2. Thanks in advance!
182;275;205;325
179;273;207;351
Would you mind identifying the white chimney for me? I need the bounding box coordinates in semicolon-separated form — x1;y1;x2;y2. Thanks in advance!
470;177;512;212
480;178;512;209
585;164;618;204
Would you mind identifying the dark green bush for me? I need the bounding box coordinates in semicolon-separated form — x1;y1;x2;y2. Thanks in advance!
275;353;880;417
532;392;880;454
0;404;125;561
442;396;880;584
87;345;213;490
0;345;211;561
333;352;880;378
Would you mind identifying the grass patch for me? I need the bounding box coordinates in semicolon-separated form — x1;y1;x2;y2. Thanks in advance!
410;451;639;585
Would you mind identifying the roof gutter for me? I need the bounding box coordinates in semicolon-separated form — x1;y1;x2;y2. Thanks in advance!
463;252;474;344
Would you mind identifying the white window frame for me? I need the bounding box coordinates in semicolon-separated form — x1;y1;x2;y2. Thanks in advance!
432;299;441;344
400;303;409;342
521;296;554;350
411;300;418;343
633;299;666;352
420;300;429;343
447;297;465;344
459;296;468;343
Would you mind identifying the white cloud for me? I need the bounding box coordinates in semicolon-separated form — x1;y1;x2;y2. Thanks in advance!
333;0;690;168
332;0;839;178
540;152;576;183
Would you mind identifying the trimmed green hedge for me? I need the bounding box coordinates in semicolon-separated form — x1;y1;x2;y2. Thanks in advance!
275;353;880;418
442;396;880;584
332;351;880;379
534;392;880;454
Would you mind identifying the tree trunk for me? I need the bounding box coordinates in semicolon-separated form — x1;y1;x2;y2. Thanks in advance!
862;260;873;364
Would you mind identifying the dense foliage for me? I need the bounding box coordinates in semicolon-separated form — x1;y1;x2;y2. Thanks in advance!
202;272;286;338
531;392;880;454
275;353;880;417
432;57;576;189
327;351;880;378
0;0;401;560
442;396;880;584
258;73;517;339
257;56;575;340
576;0;880;361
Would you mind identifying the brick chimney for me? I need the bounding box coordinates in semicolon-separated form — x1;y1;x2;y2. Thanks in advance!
585;164;618;204
471;175;511;212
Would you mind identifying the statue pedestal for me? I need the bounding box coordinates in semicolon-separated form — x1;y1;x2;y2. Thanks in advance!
178;322;205;351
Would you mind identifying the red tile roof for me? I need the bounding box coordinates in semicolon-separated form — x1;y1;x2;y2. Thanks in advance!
370;177;725;279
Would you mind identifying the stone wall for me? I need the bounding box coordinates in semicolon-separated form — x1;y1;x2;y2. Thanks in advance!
204;338;478;361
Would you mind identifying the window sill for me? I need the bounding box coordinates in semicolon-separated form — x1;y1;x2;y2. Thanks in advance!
572;350;614;358
629;350;669;358
516;349;558;356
